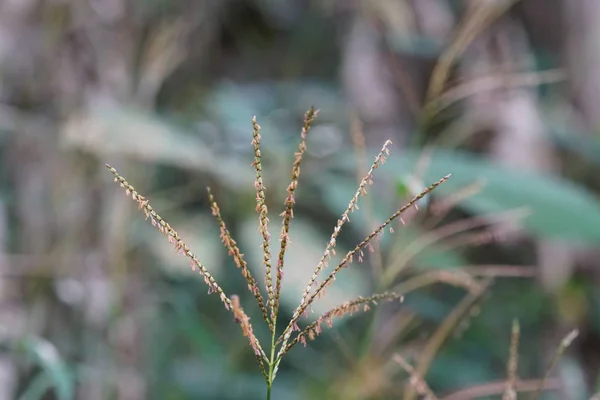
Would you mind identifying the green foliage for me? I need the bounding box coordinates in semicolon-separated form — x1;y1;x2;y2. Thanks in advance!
333;148;600;243
11;336;74;400
409;149;600;243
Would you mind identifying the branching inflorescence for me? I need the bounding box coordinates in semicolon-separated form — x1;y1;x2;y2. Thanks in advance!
106;107;449;398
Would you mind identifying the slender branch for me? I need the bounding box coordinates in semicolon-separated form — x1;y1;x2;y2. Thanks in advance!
530;329;579;400
503;320;520;400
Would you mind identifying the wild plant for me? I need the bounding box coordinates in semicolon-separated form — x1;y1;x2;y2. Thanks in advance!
106;107;449;399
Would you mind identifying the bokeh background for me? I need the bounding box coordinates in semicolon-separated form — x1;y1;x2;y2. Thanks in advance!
2;0;600;399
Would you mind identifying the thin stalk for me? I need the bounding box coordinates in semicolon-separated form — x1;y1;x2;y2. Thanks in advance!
530;329;579;400
267;329;277;400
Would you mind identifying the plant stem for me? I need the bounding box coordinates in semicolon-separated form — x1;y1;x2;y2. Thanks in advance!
267;323;277;399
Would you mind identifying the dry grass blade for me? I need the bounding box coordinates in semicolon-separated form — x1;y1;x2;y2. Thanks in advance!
428;179;486;222
393;354;439;400
503;320;520;400
137;18;189;102
276;175;451;359
435;69;565;116
403;277;492;400
530;329;579;400
460;265;536;278
393;271;483;296
420;0;521;128
383;208;529;285
273;106;318;323
207;187;271;330
441;378;562;400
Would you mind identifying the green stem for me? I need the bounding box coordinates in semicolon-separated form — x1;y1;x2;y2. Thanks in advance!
267;322;277;399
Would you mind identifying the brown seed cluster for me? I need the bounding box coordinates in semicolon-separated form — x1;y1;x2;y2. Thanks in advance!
251;117;276;326
273;106;317;324
106;108;449;386
208;187;271;331
286;293;403;351
106;165;232;310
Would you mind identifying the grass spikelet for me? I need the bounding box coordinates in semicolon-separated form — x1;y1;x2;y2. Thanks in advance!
251;117;276;324
106;164;232;311
290;140;394;334
273;106;318;323
277;175;450;359
231;295;268;379
282;293;403;354
208;187;271;329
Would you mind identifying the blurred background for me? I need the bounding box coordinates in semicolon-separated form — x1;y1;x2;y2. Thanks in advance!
2;0;600;399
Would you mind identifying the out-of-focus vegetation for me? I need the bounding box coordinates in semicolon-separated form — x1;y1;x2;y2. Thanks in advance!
2;0;600;399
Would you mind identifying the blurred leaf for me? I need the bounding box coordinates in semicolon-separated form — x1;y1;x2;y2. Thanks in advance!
390;226;467;270
204;80;345;142
168;292;222;358
14;336;73;400
414;149;600;243
404;292;454;322
549;126;600;166
19;372;54;400
386;34;445;58
396;179;411;197
171;359;302;400
428;352;497;391
331;148;600;243
60;103;253;188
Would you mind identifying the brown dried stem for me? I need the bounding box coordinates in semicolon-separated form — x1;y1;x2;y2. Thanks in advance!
441;378;562;400
530;329;579;400
503;320;520;400
393;354;439;400
403;278;492;400
382;207;529;285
